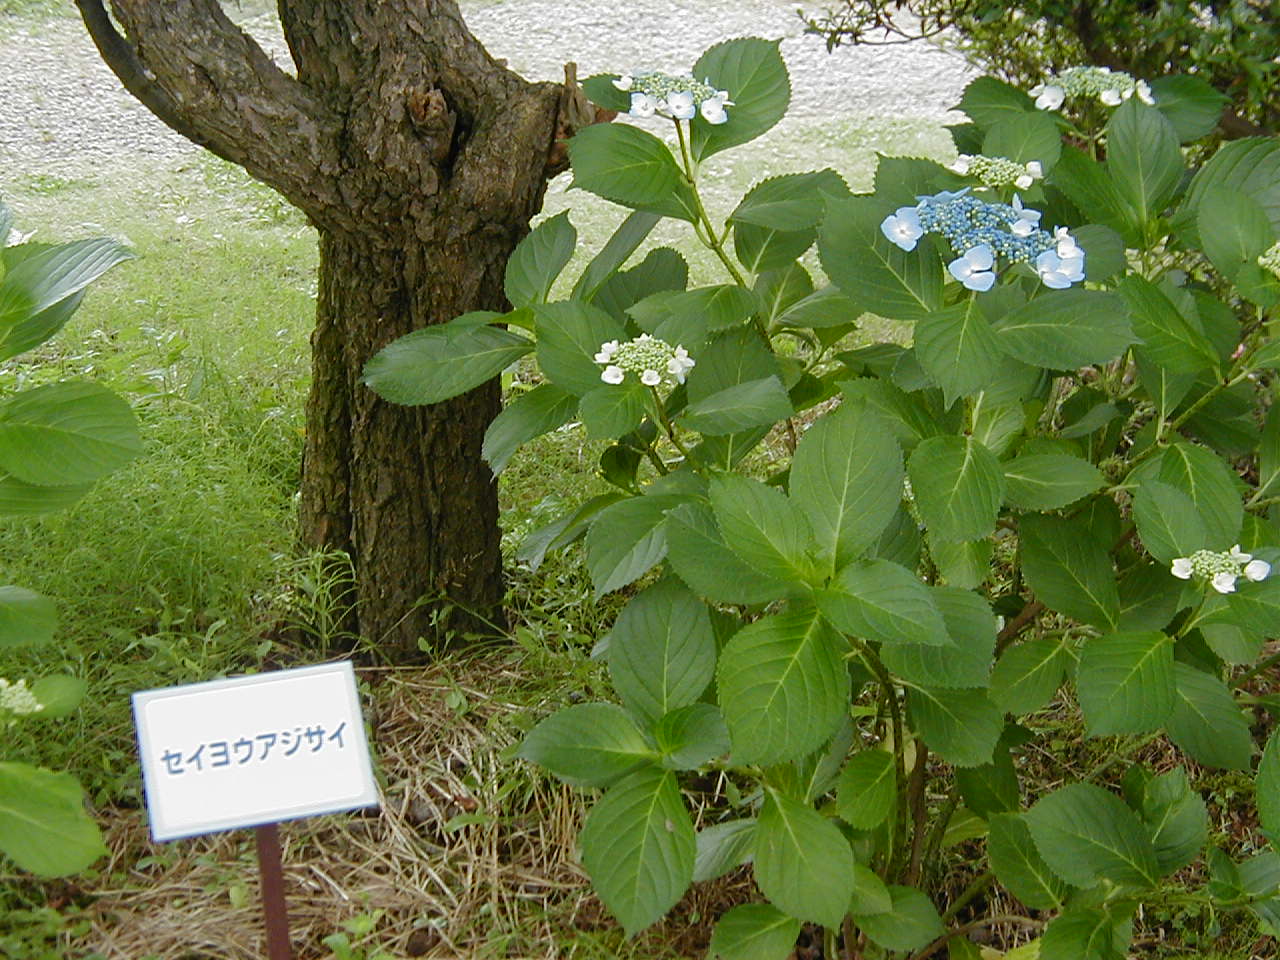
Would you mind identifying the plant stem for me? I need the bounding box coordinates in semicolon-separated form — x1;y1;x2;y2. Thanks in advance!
648;386;694;465
909;915;1045;960
672;120;756;299
1231;648;1280;689
852;639;908;874
904;744;931;886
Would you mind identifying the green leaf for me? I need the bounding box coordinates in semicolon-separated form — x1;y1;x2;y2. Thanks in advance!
880;586;996;688
27;675;87;719
362;317;533;406
852;885;943;953
927;534;992;590
835;750;896;829
1178;138;1280;246
581;73;632;112
1260;732;1280;853
691;38;790;162
1071;224;1127;282
818;559;949;647
710;474;814;584
907;435;1004;543
1050;148;1134;240
1106;99;1183;231
988;813;1070;910
1142;767;1208;874
688;327;780;402
849;861;893;916
568;123;697;222
572;210;662;302
1225;576;1280;639
1166;662;1253;771
0;237;133;331
1077;632;1175;736
839;378;948;450
1197;186;1275;281
580;767;695;937
990;290;1134;369
709;903;801;960
957;76;1035;130
665;503;791;605
505;210;576;308
790;401;904;576
914;298;1004;406
579;382;647;441
653;703;729;770
694;818;756;882
0;291;84;364
0;762;106;876
518;702;655;787
755;788;855;929
592;246;689;323
610;579;716;724
534;301;627;397
482;383;578;474
717;606;847;766
1040;906;1131;960
908;687;1002;767
1157;442;1243;549
1025;782;1160;890
1150;75;1228;143
730;169;850;232
982;111;1062;169
1132;480;1209;566
988;636;1068;715
0;382;141;488
630;284;757;338
1020;514;1119;630
1118;276;1219;375
0;585;57;649
819;196;943;321
955;746;1019;817
681;376;793;436
1003;454;1104;511
584;495;684;597
774;285;859;329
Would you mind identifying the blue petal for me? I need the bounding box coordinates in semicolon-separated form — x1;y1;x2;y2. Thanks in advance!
964;270;997;292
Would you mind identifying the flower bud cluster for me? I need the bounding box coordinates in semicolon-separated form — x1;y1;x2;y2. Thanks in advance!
951;154;1043;190
613;71;733;124
880;189;1085;292
596;334;695;388
0;677;43;717
1031;67;1155;111
1259;241;1280;282
1170;545;1271;594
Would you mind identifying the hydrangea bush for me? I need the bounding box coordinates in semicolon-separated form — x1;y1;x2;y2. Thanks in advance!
366;39;1280;959
0;198;138;877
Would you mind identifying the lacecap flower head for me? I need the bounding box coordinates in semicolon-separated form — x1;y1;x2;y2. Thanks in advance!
0;677;43;717
596;334;695;388
613;71;732;125
1170;545;1271;594
951;154;1044;191
1031;66;1155;111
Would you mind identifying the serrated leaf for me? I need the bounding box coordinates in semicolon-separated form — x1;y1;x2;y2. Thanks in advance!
0;382;141;487
1020;514;1119;629
580;767;695;937
610;579;716;724
1077;632;1175;736
0;762;106;876
1260;732;1280;854
1141;767;1208;875
1150;75;1228;142
1178;138;1280;247
730;169;850;232
907;435;1004;543
572;210;662;302
568;123;697;222
1025;782;1160;890
1039;906;1130;960
774;284;860;329
1132;480;1209;565
665;502;791;605
819;196;943;321
629;284;757;338
592;246;689;322
982;111;1062;169
584;495;684;597
694;818;756;882
681;376;793;435
653;703;730;770
914;297;1005;406
818;558;949;647
835;749;896;829
988;813;1070;910
755;788;855;929
881;586;996;688
1166;662;1253;771
690;37;789;163
1118;276;1218;375
482;383;578;474
908;686;1002;767
990;289;1134;369
1157;442;1243;549
518;702;655;787
853;885;943;952
710;474;814;584
579;382;647;441
957;76;1036;130
989;636;1068;715
1106;99;1183;233
709;903;800;960
1197;186;1275;281
0;585;57;649
534;301;627;397
505;210;576;308
790;401;904;576
717;606;847;765
1003;454;1105;511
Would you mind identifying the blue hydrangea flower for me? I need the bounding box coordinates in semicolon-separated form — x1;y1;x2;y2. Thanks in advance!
880;207;924;251
1036;249;1085;289
949;244;997;291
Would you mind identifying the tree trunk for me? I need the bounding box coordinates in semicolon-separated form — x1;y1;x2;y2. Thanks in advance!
76;0;582;657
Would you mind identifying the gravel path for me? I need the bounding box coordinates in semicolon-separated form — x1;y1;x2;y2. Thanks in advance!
0;2;971;179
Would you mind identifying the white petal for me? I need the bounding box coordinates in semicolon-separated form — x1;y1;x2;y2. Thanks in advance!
950;156;971;174
640;369;661;386
1212;571;1238;594
1100;89;1123;106
612;75;633;91
1170;557;1193;579
1245;559;1271;581
1015;174;1033;189
601;365;625;384
1025;161;1043;178
1229;544;1253;563
593;351;612;363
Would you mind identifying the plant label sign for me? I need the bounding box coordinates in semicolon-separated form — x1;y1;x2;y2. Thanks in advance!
133;661;378;842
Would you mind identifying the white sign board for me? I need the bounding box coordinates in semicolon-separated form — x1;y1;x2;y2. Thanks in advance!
133;661;378;842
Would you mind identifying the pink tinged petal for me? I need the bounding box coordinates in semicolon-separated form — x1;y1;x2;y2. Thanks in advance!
601;366;625;385
1211;572;1238;594
1170;557;1193;579
1245;559;1271;581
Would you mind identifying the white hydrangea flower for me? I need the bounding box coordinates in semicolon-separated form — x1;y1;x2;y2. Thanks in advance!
1100;88;1123;106
640;369;662;386
1170;557;1193;579
593;340;620;364
950;155;973;175
1170;546;1272;593
1025;161;1044;179
0;678;43;716
667;345;696;383
1211;571;1238;594
629;92;657;118
1032;84;1065;110
613;74;634;91
601;365;625;385
595;336;693;389
1245;559;1272;581
665;91;697;120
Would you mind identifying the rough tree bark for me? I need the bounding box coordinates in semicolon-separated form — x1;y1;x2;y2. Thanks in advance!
76;0;591;654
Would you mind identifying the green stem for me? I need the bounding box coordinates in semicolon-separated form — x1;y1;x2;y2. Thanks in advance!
940;872;994;923
672;120;755;296
852;639;908;877
648;386;695;465
1231;648;1280;690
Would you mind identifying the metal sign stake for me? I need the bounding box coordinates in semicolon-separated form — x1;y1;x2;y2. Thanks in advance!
255;822;294;960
